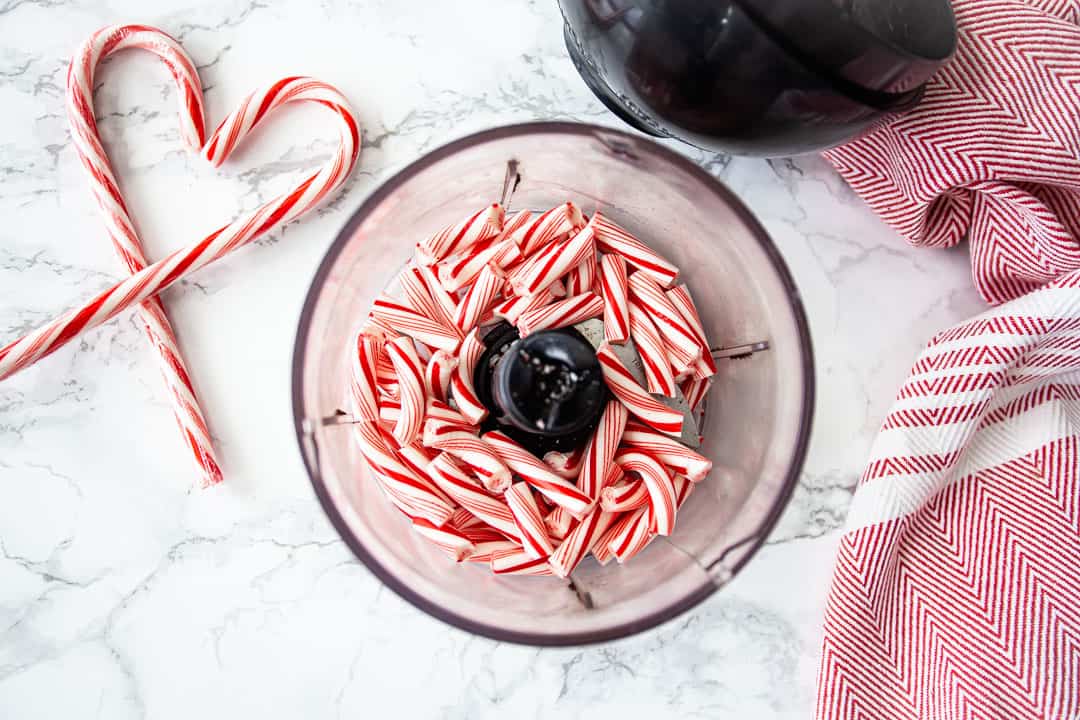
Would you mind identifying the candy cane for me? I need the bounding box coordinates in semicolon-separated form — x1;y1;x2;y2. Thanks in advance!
449;328;488;424
615;449;676;535
491;237;523;269
423;419;511;493
600;479;649;512
565;248;597;296
542;447;584;480
627;273;702;373
400;264;455;329
426;398;477;430
606;506;653;563
416;204;504;263
385;337;426;444
578;399;629;500
493;287;555;325
598;253;630;344
621;421;712;481
371;296;462;353
680;375;712;414
411;518;475;562
352;420;455;526
378;397;401;427
549;505;616;578
505;482;554;559
506;236;563;290
510;221;596;297
349;333;383;422
439;210;532;292
453;263;504;333
515;202;585;257
516;292;604;336
468;539;520;563
67;24;221;487
414;262;459;324
449;506;484;530
426;453;518;536
596;343;683;436
666;284;717;378
424;350;457;403
544;506;576;541
490;547;554;576
592;211;679;287
481;430;594;516
627;298;677;396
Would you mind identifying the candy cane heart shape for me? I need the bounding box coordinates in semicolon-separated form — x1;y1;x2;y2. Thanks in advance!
66;25;220;487
385;336;427;445
0;75;360;381
596;343;684;436
615;449;677;536
504;482;554;559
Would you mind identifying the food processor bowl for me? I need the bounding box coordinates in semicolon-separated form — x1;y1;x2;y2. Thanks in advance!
292;122;814;645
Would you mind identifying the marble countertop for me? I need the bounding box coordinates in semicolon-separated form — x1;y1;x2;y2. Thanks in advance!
0;1;986;718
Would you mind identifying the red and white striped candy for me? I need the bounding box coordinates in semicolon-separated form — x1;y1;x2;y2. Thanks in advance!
493;287;555;325
600;479;649;512
411;518;475;562
544;506;576;541
578;399;629;500
621;421;712;481
424;419;511;493
426;453;518;536
400;264;455;329
680;375;712;414
449;506;484;530
667;284;717;378
599;253;631;344
490;547;554;576
439;210;532;292
542;447;584;480
468;539;520;563
628;298;677;396
592;211;679;287
349;333;383;421
511;221;597;297
627;273;702;373
516;292;604;336
360;313;396;339
597;343;684;436
549;505;616;578
607;506;653;563
449;328;488;424
615;449;677;535
353;420;455;526
415;262;459;324
673;473;695;507
481;430;594;516
385;336;426;444
417;203;504;263
378;397;401;427
506;236;564;290
565;248;597;296
602;462;624;490
372;296;462;353
453;263;504;333
426;398;477;430
515;202;585;257
424;351;457;403
504;482;554;559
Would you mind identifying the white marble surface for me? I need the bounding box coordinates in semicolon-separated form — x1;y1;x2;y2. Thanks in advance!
0;1;986;718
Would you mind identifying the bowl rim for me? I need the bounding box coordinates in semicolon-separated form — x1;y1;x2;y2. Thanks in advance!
291;121;816;646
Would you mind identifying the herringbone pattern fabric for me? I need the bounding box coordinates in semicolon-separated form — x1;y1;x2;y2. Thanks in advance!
818;3;1080;717
824;0;1080;305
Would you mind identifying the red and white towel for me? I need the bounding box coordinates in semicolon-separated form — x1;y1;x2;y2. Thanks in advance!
817;1;1080;718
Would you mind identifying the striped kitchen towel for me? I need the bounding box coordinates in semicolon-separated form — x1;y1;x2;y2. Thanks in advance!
817;1;1080;718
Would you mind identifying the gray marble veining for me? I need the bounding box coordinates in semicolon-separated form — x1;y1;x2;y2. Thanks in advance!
0;1;983;718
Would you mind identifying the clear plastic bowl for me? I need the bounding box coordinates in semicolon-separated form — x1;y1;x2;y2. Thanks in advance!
292;122;814;645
